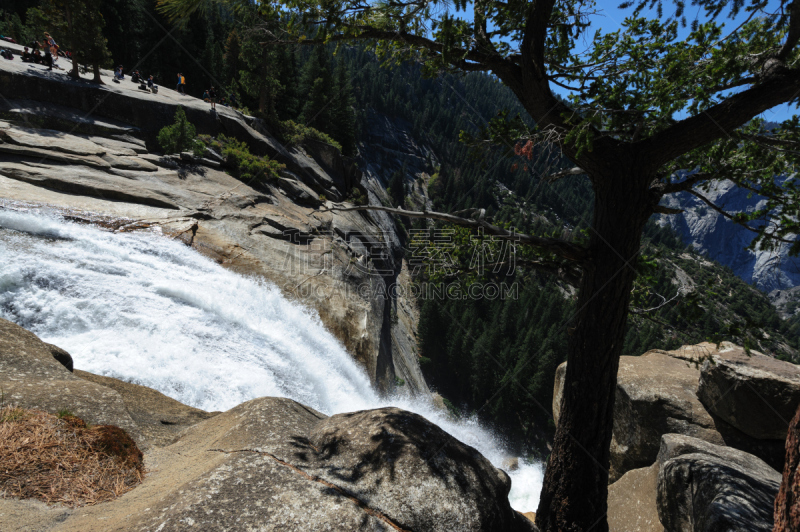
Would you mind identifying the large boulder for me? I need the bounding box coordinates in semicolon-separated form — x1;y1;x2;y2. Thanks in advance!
26;397;534;532
774;404;800;531
302;408;529;532
696;344;800;440
553;343;787;481
655;434;780;532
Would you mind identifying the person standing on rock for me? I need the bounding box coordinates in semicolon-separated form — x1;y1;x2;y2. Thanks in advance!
208;86;217;110
176;73;186;94
44;33;58;67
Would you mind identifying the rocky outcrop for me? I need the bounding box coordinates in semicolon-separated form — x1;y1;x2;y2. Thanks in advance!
658;178;800;292
304;408;527;532
553;342;788;481
0;322;530;532
655;434;780;532
696;347;800;440
774;404;800;532
0;51;428;396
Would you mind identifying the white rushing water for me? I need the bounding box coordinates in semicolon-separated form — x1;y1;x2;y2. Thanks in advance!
0;208;543;511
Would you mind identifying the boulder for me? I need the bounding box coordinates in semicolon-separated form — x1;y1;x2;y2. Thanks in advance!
696;344;800;440
774;404;800;531
607;464;664;532
19;397;533;532
45;342;73;372
302;408;532;532
656;434;780;532
553;344;788;481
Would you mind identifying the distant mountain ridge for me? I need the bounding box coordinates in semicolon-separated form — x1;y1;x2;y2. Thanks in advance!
659;179;800;293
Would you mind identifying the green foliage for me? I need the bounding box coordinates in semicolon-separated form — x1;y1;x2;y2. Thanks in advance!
56;408;74;419
347;187;367;206
157;107;205;156
200;134;283;183
280;120;342;151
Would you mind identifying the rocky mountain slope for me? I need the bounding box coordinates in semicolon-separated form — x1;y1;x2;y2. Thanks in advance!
0;42;427;396
659;179;800;292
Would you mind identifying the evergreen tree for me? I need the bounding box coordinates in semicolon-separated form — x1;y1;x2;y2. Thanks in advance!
298;45;332;130
222;29;241;87
330;57;357;156
388;169;405;209
42;0;111;83
238;21;281;118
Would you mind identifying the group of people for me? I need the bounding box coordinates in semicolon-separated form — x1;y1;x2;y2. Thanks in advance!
17;32;61;70
202;86;238;110
113;65;159;93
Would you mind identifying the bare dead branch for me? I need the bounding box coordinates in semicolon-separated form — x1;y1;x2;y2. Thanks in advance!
321;204;589;262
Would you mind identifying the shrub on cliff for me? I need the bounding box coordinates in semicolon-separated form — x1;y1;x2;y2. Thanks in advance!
157;107;205;156
199;134;284;183
281;120;342;152
0;406;144;506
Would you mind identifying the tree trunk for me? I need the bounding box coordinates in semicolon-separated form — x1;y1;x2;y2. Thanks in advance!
64;6;80;80
92;62;103;84
535;172;654;532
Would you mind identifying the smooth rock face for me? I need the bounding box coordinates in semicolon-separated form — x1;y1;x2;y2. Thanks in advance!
696;346;800;440
304;408;530;532
656;434;780;532
774;405;800;532
607;464;664;532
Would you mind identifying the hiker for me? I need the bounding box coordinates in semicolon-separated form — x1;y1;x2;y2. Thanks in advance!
176;73;185;94
131;70;141;83
44;33;58;65
43;48;53;70
208;86;217;109
114;65;124;82
32;49;43;64
202;89;210;102
21;47;32;62
147;75;158;94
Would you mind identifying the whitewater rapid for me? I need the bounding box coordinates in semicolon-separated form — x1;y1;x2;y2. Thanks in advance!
0;207;543;511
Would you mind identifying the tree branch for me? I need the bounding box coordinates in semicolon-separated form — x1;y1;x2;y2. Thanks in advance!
779;0;800;61
643;65;800;168
689;189;796;244
321;205;589;262
660;172;713;194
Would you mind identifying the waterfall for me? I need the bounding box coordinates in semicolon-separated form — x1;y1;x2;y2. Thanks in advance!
0;207;543;512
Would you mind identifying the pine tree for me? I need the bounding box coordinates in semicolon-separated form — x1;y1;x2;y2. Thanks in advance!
330;58;357;156
388;169;405;209
42;0;111;82
239;24;281;119
222;29;241;86
298;46;332;130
